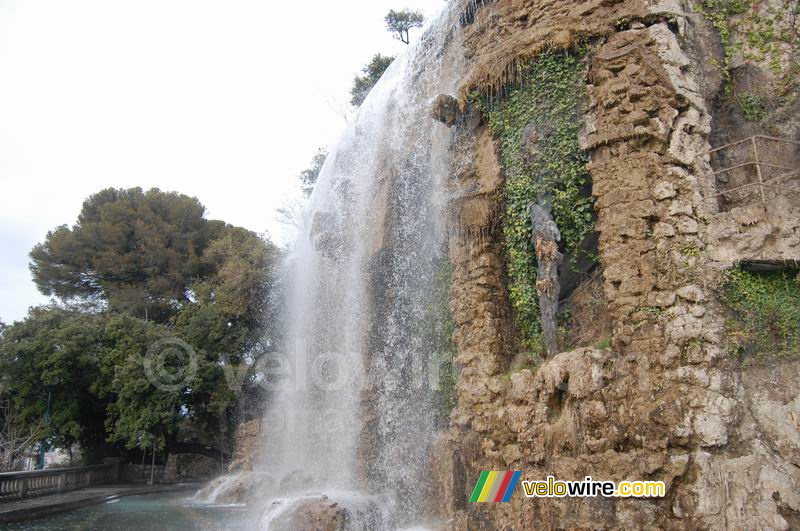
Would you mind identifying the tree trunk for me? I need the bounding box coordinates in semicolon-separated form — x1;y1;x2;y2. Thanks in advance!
149;446;156;485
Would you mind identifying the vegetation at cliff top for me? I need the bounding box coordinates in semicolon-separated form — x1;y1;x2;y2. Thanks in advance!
350;54;395;107
475;50;594;353
385;9;425;45
722;267;800;361
349;9;424;108
1;188;280;469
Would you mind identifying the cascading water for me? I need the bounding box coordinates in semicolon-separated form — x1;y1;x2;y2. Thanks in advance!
257;4;468;529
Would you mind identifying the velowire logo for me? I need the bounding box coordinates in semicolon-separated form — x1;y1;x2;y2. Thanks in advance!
469;471;521;503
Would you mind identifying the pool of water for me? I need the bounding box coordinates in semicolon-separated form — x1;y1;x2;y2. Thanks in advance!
6;492;260;530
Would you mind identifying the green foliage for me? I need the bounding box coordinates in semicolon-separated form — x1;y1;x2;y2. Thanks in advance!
193;225;280;322
29;187;276;324
94;315;177;452
696;0;800;101
594;337;611;350
722;267;800;360
696;0;750;50
384;9;425;44
475;51;594;350
3;187;281;463
350;54;395;107
298;148;328;197
0;309;124;460
736;91;769;121
683;244;702;257
0;305;266;460
30;188;213;321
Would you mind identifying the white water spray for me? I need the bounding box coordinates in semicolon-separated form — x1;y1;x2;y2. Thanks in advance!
258;3;467;528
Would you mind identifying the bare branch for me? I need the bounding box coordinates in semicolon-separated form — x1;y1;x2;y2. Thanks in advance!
0;399;45;472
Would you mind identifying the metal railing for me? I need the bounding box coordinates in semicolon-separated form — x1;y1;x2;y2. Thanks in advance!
0;464;117;503
707;135;800;208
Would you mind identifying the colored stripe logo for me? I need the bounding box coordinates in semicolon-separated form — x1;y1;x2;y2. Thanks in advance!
469;471;521;502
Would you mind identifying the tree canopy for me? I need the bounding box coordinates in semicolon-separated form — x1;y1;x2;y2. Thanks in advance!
2;187;281;466
29;188;220;322
28;187;275;325
385;9;424;45
350;54;395;107
0;308;121;461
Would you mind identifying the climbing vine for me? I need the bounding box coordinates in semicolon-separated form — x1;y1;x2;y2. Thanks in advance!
722;267;800;361
696;0;800;118
475;50;594;351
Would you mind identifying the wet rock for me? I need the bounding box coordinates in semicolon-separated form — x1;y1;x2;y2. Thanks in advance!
195;472;273;504
529;200;563;357
228;419;264;473
431;94;460;126
520;123;546;168
261;495;384;531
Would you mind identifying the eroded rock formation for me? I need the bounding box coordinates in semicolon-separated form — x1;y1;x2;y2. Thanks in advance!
432;0;800;529
528;199;563;357
228;419;263;473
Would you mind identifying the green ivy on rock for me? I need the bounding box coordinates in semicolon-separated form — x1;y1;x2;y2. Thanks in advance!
695;0;800;118
475;50;595;352
723;267;800;361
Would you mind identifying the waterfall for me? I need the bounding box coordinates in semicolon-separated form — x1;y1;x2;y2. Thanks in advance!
259;3;465;529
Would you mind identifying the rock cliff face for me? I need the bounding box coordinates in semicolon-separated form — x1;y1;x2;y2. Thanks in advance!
433;0;800;529
228;419;263;473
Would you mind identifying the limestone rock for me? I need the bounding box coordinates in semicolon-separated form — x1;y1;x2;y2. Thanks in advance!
260;495;384;531
653;182;677;200
195;472;274;504
437;1;800;529
228;419;264;473
676;285;705;303
431;94;460;126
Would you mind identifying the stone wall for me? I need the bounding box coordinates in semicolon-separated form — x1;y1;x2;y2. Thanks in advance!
163;453;220;483
436;0;800;528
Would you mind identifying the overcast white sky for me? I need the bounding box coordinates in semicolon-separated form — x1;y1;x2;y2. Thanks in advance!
0;0;441;324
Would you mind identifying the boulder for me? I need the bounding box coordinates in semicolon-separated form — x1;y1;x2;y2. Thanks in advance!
431;94;460;126
195;472;274;504
261;495;384;531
